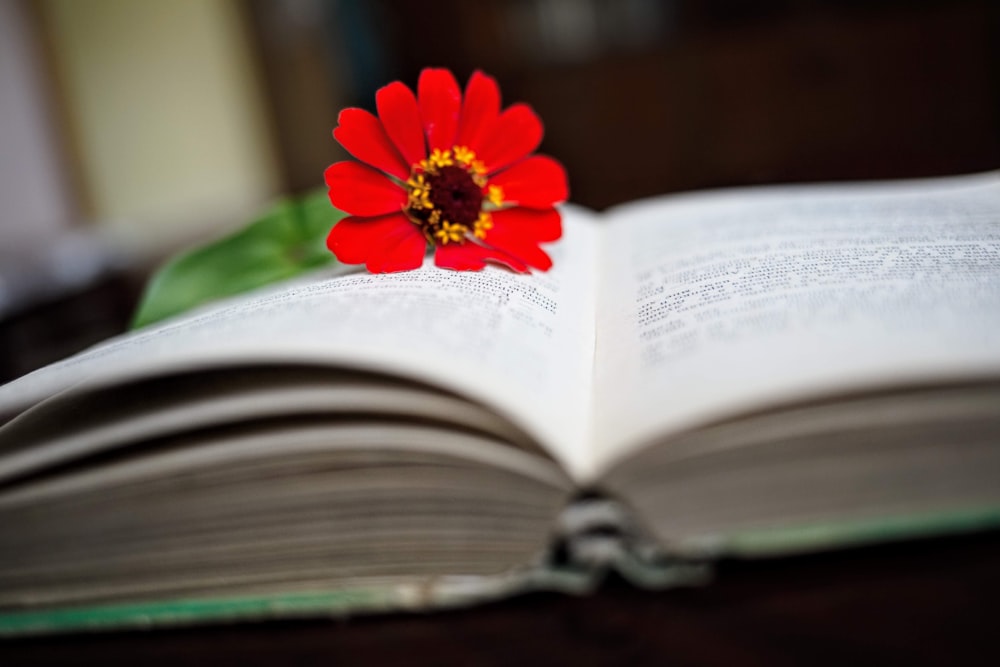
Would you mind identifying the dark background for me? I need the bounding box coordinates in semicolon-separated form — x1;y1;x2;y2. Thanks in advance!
253;0;1000;208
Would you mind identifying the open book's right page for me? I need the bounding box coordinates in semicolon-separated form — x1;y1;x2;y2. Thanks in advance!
591;172;1000;475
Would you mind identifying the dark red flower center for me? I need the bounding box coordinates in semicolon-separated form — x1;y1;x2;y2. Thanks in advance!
426;165;483;227
403;146;498;245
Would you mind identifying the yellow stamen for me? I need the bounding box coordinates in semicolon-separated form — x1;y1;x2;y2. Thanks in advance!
406;174;432;209
453;146;475;166
422;148;454;171
473;212;493;239
434;220;466;244
487;185;504;207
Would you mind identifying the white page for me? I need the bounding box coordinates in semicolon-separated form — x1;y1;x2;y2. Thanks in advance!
593;172;1000;473
0;210;601;479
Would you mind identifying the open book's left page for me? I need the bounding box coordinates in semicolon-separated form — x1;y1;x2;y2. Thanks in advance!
0;211;601;479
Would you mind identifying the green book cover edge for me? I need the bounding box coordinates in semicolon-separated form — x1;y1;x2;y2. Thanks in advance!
0;588;392;637
681;503;1000;558
3;504;999;637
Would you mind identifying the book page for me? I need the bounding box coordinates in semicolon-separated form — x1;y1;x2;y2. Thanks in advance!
0;210;601;479
592;172;1000;473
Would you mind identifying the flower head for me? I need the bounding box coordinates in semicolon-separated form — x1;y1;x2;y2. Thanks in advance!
325;68;568;273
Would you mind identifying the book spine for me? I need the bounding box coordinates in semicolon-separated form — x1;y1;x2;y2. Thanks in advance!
555;496;713;589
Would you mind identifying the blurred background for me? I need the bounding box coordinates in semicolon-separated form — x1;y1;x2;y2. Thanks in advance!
1;0;998;381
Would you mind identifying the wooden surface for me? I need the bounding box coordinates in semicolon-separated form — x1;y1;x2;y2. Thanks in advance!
4;531;999;666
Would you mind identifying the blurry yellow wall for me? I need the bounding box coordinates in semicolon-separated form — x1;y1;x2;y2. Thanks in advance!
40;0;280;252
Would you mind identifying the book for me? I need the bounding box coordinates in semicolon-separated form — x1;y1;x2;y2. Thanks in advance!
1;171;999;635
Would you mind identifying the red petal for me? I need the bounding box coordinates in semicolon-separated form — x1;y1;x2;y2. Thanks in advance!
475;104;543;173
333;108;410;180
418;68;461;151
326;213;427;273
482;208;561;271
490;207;562;242
376;81;425;168
434;243;529;273
325;161;407;216
488;156;568;209
456;71;500;150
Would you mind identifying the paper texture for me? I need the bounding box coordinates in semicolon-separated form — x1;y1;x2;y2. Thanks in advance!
593;172;1000;470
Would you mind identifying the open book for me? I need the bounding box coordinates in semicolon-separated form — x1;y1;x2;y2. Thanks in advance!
2;172;999;634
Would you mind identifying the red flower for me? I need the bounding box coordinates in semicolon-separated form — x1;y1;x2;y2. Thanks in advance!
325;68;568;273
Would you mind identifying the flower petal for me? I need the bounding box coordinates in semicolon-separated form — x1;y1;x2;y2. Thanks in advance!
434;242;529;273
475;104;543;174
488;156;568;209
418;68;461;151
490;207;562;242
376;81;426;168
325;161;407;217
326;213;427;273
456;71;500;150
333;108;410;180
483;208;562;271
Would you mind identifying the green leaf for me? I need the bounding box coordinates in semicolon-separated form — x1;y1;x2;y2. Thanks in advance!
131;189;346;329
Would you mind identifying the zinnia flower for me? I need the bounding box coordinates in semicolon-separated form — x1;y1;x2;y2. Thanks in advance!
325;68;568;273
